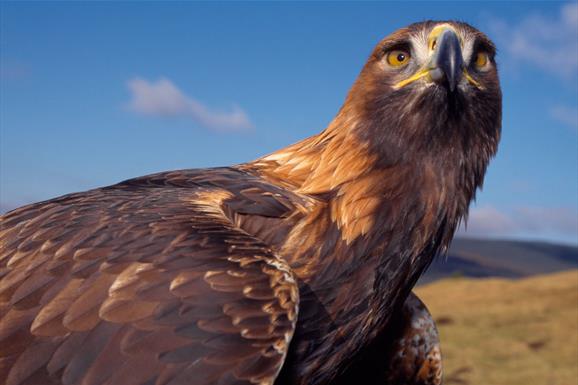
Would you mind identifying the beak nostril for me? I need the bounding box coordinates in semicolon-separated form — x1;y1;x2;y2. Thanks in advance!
431;40;437;50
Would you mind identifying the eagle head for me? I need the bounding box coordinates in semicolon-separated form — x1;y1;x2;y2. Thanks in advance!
346;21;502;170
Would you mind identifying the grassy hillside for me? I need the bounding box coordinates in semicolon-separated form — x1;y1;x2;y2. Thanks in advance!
420;238;578;284
415;270;578;385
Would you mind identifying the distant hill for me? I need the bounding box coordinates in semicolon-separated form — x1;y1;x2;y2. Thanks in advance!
415;270;578;385
419;237;578;284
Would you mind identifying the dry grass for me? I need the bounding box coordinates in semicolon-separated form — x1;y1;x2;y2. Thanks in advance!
415;270;578;385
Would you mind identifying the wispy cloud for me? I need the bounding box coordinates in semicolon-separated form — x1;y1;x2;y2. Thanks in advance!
487;2;578;79
460;206;516;235
550;105;578;131
459;205;578;244
126;77;253;132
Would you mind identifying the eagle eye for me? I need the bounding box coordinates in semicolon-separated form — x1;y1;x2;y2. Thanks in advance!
474;51;490;71
386;50;411;67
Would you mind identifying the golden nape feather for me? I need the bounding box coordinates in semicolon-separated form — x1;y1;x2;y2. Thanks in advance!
0;21;501;385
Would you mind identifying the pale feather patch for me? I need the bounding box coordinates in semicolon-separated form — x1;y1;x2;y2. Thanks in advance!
409;30;431;66
192;189;234;213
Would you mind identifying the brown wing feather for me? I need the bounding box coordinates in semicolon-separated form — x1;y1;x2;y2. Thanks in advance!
0;169;299;385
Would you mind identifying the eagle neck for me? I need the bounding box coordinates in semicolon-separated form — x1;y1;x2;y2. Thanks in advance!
243;111;480;384
250;109;374;196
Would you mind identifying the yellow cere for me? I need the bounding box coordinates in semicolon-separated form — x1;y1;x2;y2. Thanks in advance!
464;71;483;89
393;67;483;90
393;68;431;89
428;23;459;51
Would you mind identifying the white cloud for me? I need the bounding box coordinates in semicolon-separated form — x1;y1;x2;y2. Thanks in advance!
487;2;578;78
459;205;578;244
126;77;253;132
550;105;578;131
460;206;517;235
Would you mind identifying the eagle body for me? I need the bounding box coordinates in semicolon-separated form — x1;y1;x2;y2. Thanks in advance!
0;21;501;385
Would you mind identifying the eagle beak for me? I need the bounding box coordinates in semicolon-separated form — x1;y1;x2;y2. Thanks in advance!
428;28;463;92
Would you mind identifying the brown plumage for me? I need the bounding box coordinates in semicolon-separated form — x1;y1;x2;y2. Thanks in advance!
0;21;501;385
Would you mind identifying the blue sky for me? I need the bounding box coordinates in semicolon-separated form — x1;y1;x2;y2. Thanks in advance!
1;1;577;245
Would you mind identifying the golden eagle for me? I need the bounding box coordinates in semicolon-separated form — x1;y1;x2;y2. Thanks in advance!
0;21;501;385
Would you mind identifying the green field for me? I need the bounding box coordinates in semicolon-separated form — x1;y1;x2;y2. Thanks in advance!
415;270;578;385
